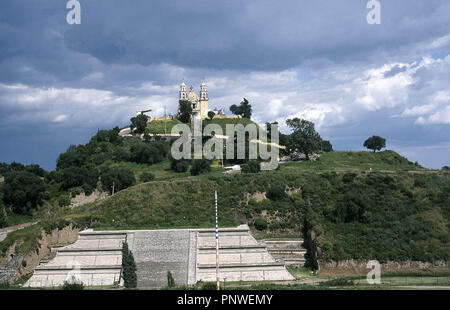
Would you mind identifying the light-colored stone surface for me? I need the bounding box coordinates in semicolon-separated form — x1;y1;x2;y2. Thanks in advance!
196;225;294;282
26;225;295;287
262;238;306;266
25;231;126;287
129;229;191;288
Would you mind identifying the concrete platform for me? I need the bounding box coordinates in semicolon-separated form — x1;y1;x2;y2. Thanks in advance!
25;225;295;288
25;230;126;287
196;225;295;282
262;238;306;266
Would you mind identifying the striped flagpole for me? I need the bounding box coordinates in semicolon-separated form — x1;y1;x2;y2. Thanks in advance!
215;190;220;290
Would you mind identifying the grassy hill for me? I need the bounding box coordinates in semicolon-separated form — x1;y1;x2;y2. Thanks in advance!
146;117;260;135
1;129;448;272
63;162;449;265
146;118;183;134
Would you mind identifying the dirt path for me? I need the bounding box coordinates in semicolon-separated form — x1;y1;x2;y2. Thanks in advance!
0;221;40;242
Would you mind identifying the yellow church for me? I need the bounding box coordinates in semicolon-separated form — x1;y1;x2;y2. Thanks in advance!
179;81;210;119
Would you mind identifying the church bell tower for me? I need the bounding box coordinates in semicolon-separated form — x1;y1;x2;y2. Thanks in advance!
179;81;187;101
199;81;208;119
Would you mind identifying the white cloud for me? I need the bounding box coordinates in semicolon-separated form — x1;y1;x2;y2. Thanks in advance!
1;54;449;137
52;114;68;123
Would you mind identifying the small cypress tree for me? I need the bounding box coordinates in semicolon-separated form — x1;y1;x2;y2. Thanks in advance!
121;242;137;288
167;271;175;288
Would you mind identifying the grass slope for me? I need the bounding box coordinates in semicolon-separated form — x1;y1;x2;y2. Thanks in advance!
1;151;448;265
64;157;449;263
146;117;259;135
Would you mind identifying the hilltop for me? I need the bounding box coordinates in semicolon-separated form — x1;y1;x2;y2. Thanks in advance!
145;116;260;135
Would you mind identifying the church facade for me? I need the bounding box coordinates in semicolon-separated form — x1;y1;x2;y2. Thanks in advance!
179;81;209;119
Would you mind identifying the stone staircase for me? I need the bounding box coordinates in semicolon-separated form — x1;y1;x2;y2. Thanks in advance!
196;225;294;282
24;226;296;288
262;238;306;267
25;230;126;287
127;229;194;288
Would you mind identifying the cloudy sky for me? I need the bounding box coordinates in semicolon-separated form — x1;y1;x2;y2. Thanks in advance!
0;0;449;170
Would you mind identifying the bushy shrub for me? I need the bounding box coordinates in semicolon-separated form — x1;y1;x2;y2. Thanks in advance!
62;277;84;290
58;194;71;208
140;172;155;182
342;173;357;183
266;185;287;201
190;159;211;176
254;218;268;231
101;167;136;194
319;278;353;287
129;142;167;165
241;160;261;174
199;282;217;290
169;154;190;173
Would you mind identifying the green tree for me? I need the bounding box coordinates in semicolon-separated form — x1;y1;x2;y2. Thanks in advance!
140;172;155;182
167;271;175;288
3;171;46;215
121;242;137;288
130;114;148;134
90;127;122;145
230;98;252;119
101;167;135;194
286;118;322;160
321;140;333;152
279;133;293;157
57;166;99;193
178;100;192;123
207;111;215;120
56;145;89;169
363;135;386;152
190;159;211;176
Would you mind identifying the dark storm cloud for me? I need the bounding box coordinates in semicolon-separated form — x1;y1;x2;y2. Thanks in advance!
0;0;449;170
2;0;450;87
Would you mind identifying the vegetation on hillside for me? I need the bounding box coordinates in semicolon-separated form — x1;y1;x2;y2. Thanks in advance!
60;167;449;265
230;98;252;119
0;111;447;275
364;135;386;153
